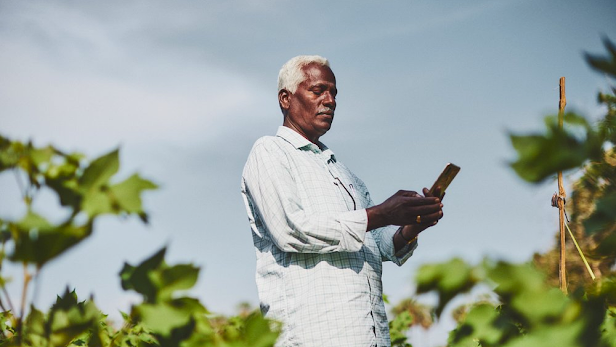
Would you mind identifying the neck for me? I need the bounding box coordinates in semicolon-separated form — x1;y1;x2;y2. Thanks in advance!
282;119;319;144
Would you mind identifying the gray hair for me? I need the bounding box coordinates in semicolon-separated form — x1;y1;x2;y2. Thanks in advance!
278;55;330;94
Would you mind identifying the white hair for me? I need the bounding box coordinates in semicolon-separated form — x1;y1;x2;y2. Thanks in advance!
278;55;330;94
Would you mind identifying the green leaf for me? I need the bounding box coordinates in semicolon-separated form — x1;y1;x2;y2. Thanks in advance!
510;288;568;325
120;247;167;302
46;176;82;210
500;320;586;347
151;264;200;301
23;305;47;346
48;289;101;347
416;258;480;317
488;262;551;305
17;210;53;230
449;304;503;347
0;136;23;171
583;191;616;235
29;146;54;167
591;233;616;259
110;174;158;214
80;189;115;218
132;298;205;337
79;149;119;191
244;312;282;347
601;308;616;346
120;247;202;303
389;310;413;347
9;213;93;266
509;114;603;183
585;37;616;78
78;152;157;219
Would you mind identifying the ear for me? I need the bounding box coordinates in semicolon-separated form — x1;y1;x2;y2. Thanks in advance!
278;89;291;113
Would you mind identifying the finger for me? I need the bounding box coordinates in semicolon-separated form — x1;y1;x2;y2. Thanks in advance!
424;186;444;199
397;190;420;197
401;205;442;224
417;210;444;224
402;198;441;212
403;196;440;205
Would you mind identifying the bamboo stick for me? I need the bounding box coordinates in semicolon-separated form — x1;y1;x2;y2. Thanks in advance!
558;77;567;294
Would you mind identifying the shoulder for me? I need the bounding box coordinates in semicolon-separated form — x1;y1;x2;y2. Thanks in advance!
248;135;289;158
244;135;294;172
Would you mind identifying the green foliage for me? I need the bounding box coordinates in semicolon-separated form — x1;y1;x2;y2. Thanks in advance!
0;137;280;347
389;310;413;347
389;37;616;346
585;37;616;78
414;259;614;347
509;112;603;183
0;137;157;268
509;38;616;259
416;258;482;317
9;212;92;267
118;248;280;347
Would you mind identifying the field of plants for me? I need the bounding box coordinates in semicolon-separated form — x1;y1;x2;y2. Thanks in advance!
1;40;615;347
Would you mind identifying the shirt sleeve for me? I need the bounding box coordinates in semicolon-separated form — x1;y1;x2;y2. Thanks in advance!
371;225;417;266
241;139;367;254
356;178;417;266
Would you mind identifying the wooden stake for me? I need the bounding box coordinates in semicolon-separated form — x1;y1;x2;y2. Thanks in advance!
558;77;568;294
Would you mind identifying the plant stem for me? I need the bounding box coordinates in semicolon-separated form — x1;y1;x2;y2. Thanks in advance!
32;267;41;310
13;168;29;206
1;285;15;314
0;296;7;313
0;239;12;313
13;264;32;346
20;264;32;320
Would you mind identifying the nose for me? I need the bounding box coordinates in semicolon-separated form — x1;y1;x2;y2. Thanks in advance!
323;91;336;109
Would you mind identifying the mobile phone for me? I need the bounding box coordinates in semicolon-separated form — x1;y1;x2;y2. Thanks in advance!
429;163;460;199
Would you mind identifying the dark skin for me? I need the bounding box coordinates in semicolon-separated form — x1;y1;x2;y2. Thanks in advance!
279;63;443;252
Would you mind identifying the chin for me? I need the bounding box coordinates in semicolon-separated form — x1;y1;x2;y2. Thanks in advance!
319;123;332;133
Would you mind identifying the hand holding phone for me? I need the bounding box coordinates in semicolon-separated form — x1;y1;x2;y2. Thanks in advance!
428;163;460;199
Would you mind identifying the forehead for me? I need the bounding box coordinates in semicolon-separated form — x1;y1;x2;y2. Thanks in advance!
300;63;336;86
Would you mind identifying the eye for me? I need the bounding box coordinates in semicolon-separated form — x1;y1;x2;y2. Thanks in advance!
311;87;324;95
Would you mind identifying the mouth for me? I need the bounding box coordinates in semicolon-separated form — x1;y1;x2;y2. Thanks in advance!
317;109;335;117
318;112;334;122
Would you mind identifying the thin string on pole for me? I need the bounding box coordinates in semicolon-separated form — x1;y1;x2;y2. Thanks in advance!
551;194;596;280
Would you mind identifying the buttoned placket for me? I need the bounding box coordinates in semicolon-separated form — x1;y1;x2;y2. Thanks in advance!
315;146;381;343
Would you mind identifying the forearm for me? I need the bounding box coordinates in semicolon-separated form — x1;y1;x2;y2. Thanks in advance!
366;205;387;231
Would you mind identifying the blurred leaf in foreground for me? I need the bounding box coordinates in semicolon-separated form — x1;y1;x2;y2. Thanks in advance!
509;112;603;183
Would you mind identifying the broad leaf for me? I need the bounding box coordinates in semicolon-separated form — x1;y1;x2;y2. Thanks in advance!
110;174;158;214
79;149;119;191
120;247;167;302
416;258;479;317
9;212;93;266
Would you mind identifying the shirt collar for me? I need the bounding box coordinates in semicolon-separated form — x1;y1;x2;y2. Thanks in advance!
276;126;336;161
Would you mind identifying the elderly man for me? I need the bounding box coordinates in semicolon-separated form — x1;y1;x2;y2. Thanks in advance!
241;55;443;346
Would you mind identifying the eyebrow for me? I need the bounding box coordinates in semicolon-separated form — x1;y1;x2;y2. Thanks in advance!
310;83;337;92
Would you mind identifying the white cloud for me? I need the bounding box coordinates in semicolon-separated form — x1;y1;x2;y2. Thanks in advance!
0;3;272;151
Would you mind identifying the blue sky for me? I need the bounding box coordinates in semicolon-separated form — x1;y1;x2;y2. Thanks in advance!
1;1;615;345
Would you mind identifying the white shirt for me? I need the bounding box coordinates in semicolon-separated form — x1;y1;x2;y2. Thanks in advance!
241;126;417;346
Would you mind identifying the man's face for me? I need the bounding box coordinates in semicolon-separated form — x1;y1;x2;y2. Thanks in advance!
281;63;337;143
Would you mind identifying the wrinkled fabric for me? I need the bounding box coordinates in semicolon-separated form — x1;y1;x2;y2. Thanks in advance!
241;126;417;347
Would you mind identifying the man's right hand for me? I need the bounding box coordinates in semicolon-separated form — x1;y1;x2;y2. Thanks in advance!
366;190;443;231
